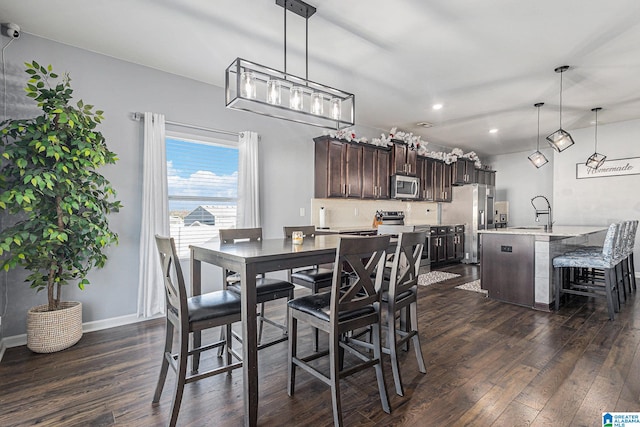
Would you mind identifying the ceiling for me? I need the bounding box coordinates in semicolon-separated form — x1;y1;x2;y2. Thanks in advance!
2;0;640;156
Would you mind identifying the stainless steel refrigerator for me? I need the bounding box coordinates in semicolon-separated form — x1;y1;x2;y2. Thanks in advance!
440;183;495;263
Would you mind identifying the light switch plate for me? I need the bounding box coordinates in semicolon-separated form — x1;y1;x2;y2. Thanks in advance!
299;207;305;217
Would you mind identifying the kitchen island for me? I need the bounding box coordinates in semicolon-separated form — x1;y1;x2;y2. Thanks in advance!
478;226;607;311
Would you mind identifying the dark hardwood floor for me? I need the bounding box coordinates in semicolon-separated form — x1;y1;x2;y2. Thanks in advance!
1;264;639;426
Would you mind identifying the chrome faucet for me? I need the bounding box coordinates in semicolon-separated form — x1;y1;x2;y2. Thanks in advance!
531;195;553;231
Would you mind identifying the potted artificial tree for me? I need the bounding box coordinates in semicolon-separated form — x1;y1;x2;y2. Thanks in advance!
0;61;121;353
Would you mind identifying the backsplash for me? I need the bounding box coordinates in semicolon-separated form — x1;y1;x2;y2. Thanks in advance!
311;198;439;228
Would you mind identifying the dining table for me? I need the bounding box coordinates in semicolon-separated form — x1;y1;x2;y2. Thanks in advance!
189;233;345;427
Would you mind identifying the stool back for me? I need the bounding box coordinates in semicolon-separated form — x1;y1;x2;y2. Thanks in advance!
331;235;390;320
283;225;318;238
602;223;621;264
155;235;188;323
220;227;262;243
387;231;425;299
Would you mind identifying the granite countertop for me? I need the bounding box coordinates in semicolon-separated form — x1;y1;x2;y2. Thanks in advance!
316;226;377;233
478;225;607;237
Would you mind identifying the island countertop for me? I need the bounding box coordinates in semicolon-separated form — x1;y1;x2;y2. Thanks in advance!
478;225;607;238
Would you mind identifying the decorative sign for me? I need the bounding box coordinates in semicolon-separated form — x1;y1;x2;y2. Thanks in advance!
576;157;640;179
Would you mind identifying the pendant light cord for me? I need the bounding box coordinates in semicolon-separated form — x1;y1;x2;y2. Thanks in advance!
537;104;541;150
559;70;563;129
594;108;598;151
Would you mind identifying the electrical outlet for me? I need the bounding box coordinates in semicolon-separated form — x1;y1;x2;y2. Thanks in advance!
299;207;305;217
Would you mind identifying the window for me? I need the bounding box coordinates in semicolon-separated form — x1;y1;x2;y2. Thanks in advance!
166;133;238;257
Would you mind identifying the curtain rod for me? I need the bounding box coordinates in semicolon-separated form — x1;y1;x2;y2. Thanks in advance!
131;112;241;137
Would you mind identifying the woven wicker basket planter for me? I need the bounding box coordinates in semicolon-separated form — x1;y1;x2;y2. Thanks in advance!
27;301;83;353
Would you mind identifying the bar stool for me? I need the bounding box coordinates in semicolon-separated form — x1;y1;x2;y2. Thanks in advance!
220;227;295;349
287;235;392;426
153;236;242;427
553;223;621;320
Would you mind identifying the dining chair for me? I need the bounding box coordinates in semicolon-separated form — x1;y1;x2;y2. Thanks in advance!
287;234;392;426
152;235;242;427
283;225;336;350
220;227;295;348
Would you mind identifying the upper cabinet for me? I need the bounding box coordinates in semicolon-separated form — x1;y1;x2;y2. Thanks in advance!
315;136;389;199
362;145;391;199
390;141;417;176
315;136;362;198
476;168;496;186
315;136;493;200
433;160;452;202
452;158;476;185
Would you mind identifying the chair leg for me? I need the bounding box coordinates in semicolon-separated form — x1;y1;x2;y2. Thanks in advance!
217;327;225;357
258;302;266;345
153;320;174;403
604;268;617;320
225;324;233;368
630;253;637;291
410;301;427;374
287;312;297;396
191;330;202;373
329;329;343;427
388;304;404;396
168;329;190;427
372;317;391;414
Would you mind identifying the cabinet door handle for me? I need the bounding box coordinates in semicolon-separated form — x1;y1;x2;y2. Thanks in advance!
343;184;347;195
348;184;351;195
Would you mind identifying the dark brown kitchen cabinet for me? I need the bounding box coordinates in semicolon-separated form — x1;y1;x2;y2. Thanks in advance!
362;145;390;199
452;159;475;185
432;225;465;265
390;141;417;176
314;136;362;198
416;156;435;201
430;226;448;264
476;168;496;186
433;160;452;202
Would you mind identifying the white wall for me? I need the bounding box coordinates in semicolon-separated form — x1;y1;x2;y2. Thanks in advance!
0;34;385;339
487;147;555;227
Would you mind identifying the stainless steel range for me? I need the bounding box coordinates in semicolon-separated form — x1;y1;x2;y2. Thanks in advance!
376;211;431;274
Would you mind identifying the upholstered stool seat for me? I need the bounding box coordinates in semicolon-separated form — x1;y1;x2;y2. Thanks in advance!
553;223;621;320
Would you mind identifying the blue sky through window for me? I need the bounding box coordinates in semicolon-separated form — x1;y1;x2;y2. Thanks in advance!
166;137;238;212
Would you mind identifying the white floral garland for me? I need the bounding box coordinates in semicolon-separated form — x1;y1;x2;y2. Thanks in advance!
322;127;482;167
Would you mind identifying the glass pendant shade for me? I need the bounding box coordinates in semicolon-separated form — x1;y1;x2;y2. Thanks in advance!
586;152;606;169
266;78;282;105
311;92;324;115
290;86;304;110
529;102;549;168
240;71;256;99
528;151;549;168
585;107;606;169
546;128;575;152
330;97;341;120
546;65;575;152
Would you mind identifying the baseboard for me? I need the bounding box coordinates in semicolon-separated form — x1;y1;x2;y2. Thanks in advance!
0;312;163;361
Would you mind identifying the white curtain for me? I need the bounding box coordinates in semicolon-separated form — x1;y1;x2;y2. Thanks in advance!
137;112;169;317
237;131;261;228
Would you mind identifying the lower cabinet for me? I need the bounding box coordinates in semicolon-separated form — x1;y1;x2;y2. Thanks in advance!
431;225;465;265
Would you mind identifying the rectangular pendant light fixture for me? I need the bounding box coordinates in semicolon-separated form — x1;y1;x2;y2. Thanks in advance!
225;0;355;129
585;107;606;169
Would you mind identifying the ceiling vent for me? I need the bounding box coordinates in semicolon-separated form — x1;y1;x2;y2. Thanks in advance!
416;122;434;128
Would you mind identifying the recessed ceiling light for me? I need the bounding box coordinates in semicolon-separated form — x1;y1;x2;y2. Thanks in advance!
432;104;443;110
489;128;499;134
417;121;433;128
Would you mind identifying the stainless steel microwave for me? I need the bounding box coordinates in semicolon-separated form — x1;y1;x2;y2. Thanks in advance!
390;174;420;199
